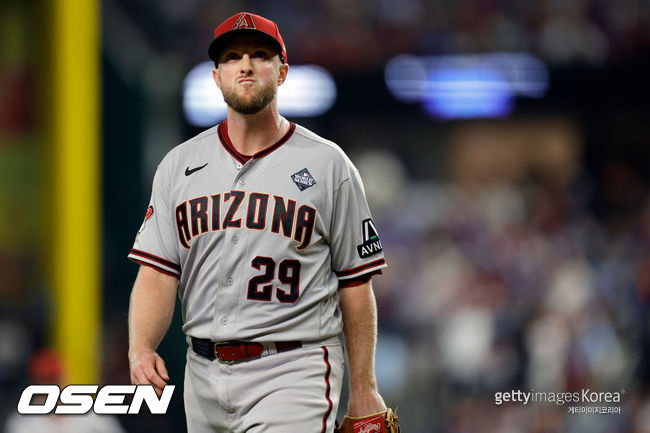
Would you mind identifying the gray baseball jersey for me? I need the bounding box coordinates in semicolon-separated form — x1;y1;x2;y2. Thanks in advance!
128;121;386;342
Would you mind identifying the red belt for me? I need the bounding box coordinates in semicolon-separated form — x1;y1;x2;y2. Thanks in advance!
191;337;302;363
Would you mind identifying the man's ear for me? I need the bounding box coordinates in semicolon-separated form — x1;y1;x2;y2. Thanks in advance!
277;63;289;86
212;68;221;89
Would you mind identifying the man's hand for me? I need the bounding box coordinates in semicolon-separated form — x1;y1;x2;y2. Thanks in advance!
339;280;389;417
347;388;387;417
128;265;178;397
129;349;169;396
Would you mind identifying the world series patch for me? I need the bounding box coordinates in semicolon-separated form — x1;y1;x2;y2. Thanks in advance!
291;167;317;191
357;218;383;258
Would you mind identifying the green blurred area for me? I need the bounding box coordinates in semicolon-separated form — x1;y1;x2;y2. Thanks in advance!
0;0;46;310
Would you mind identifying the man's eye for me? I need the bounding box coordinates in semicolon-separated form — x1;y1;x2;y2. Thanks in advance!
226;53;240;60
253;51;268;58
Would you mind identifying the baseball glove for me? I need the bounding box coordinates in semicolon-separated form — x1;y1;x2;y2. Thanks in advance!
335;408;400;433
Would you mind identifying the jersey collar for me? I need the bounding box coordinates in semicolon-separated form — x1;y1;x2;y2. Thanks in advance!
217;120;296;165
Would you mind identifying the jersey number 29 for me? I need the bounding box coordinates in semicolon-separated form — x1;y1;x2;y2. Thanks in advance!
247;256;300;303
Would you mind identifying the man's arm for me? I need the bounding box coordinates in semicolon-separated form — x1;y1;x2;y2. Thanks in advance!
339;279;387;416
128;264;178;394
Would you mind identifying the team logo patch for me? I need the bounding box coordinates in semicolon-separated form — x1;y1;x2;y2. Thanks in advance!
233;13;255;30
291;168;317;191
138;205;154;234
357;218;383;258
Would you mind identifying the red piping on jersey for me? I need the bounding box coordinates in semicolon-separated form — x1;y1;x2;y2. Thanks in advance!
335;258;386;278
338;270;382;288
130;249;181;273
217;120;296;164
321;346;333;433
132;260;180;278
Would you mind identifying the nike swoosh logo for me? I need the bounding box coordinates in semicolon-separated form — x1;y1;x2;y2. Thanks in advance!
185;163;208;176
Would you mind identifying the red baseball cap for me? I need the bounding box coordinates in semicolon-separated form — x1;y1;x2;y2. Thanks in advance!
208;12;287;64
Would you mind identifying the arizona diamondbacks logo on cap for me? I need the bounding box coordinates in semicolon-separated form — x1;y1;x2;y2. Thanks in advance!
233;13;255;30
357;218;383;258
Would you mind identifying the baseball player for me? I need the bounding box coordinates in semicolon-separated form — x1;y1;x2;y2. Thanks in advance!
127;12;399;433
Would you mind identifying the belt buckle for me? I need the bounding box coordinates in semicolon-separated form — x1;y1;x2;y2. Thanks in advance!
214;342;235;365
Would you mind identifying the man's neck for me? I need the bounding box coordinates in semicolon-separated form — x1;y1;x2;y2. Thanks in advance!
226;107;286;156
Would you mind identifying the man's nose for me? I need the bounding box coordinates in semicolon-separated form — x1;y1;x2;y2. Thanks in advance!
239;54;253;73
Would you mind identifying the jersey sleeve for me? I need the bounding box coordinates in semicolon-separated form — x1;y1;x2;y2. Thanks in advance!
127;164;181;277
329;170;387;281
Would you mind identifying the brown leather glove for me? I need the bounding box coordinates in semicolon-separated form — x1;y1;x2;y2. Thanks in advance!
335;408;400;433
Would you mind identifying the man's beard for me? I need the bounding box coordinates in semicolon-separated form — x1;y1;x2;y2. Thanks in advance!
222;80;276;115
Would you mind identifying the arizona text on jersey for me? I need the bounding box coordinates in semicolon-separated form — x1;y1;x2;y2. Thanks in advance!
128;121;387;343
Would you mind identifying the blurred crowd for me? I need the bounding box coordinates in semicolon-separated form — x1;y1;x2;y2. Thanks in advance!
266;0;650;69
356;119;650;432
112;0;650;70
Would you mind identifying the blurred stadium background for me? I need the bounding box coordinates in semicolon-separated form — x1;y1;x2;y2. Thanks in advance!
1;0;650;432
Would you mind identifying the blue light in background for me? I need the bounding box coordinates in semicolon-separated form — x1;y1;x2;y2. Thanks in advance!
384;55;428;103
423;68;513;119
384;53;549;120
182;62;337;127
277;65;337;117
183;61;222;127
